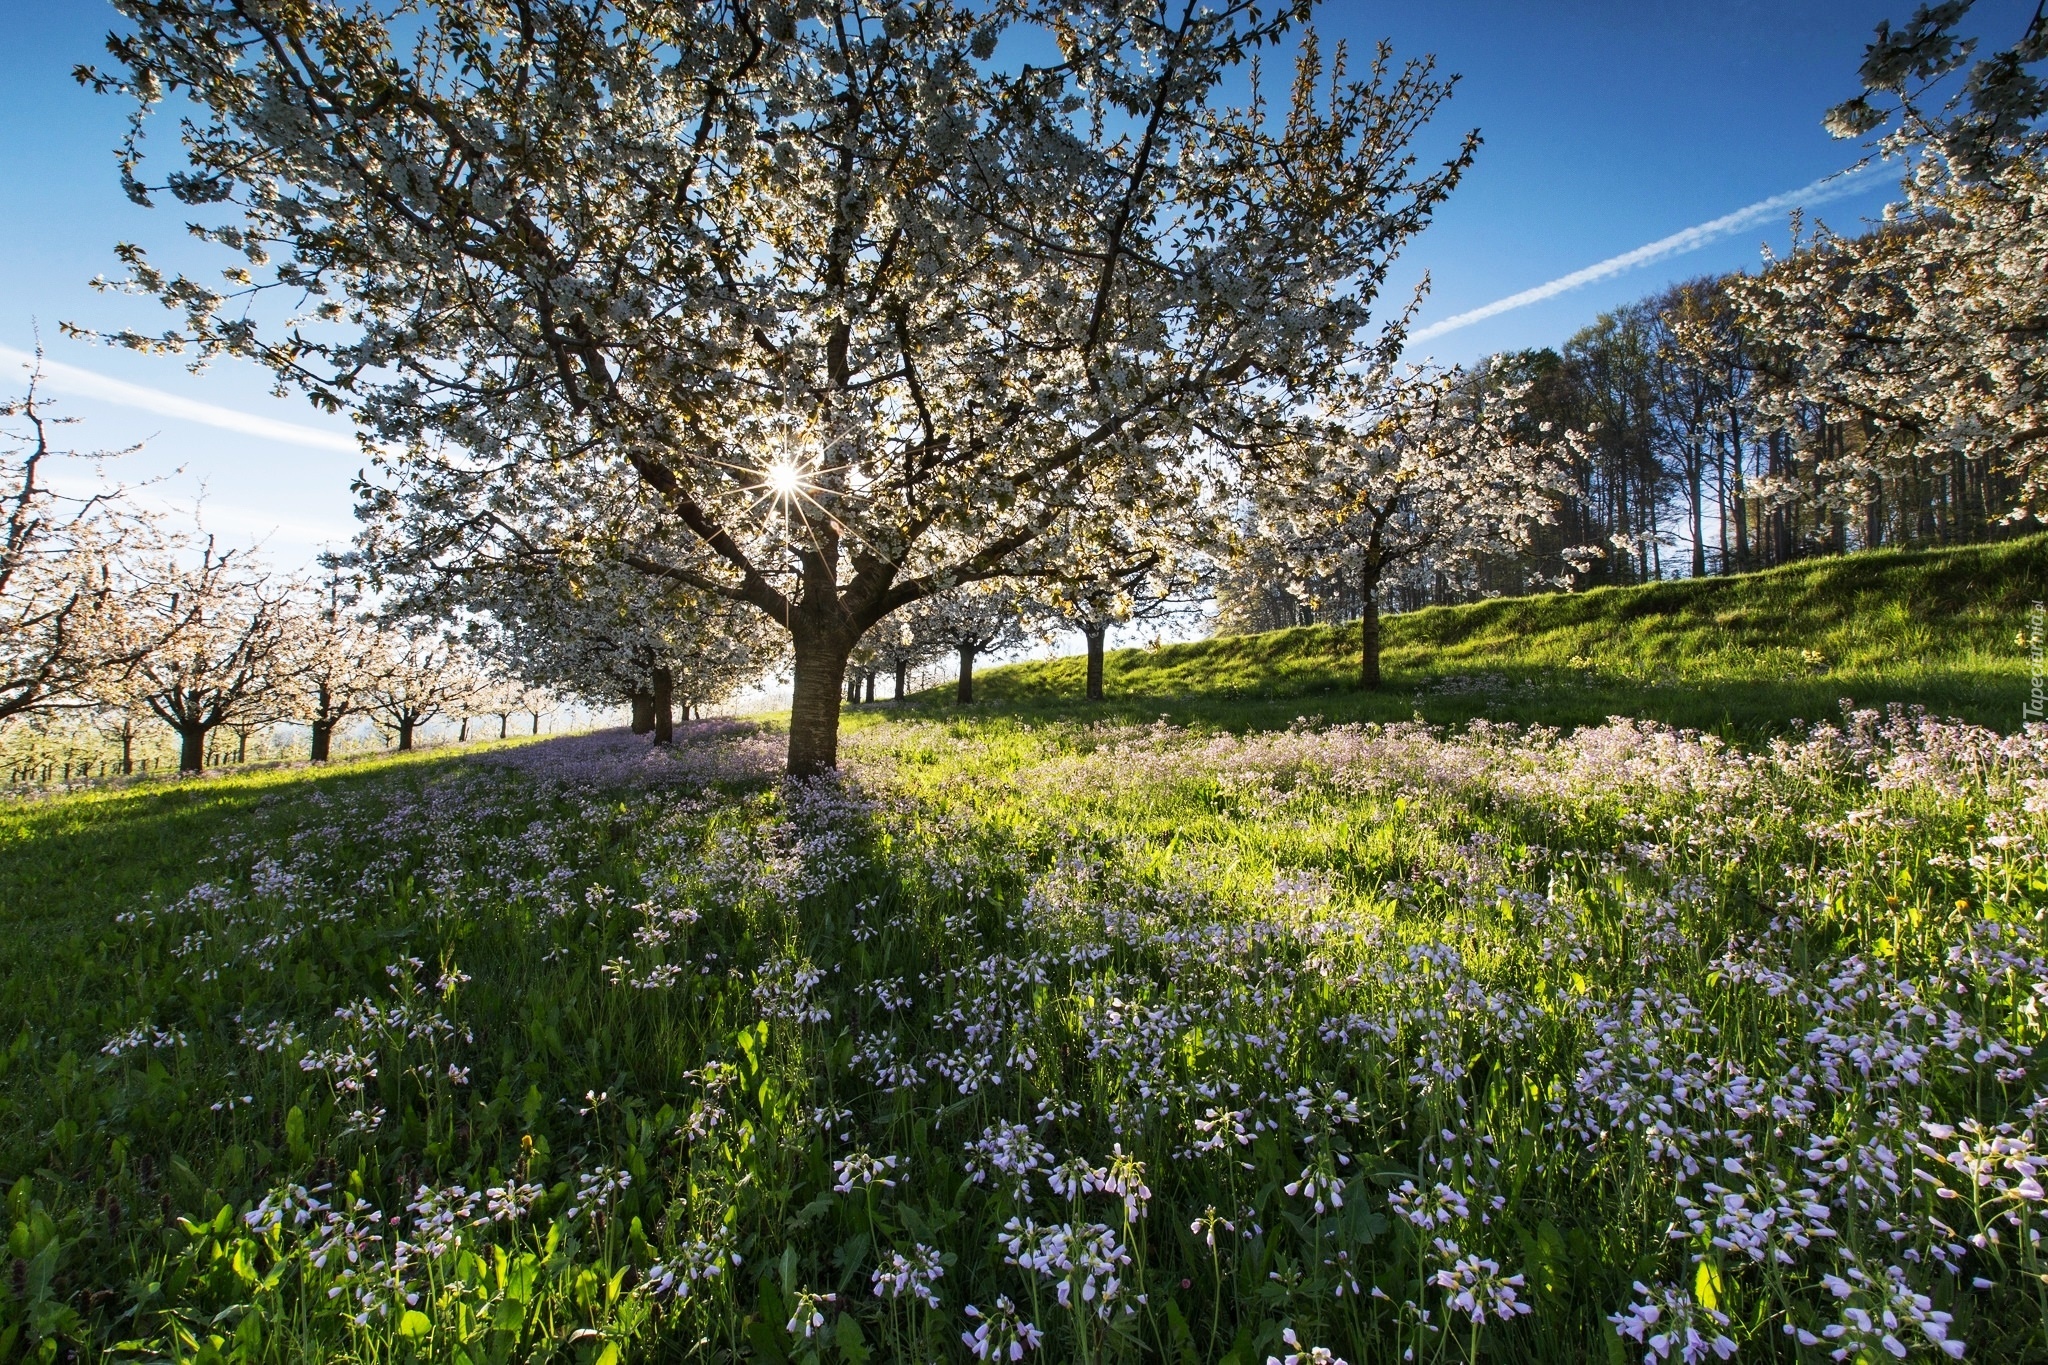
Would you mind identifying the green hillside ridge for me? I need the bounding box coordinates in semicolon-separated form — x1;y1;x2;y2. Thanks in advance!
946;535;2048;734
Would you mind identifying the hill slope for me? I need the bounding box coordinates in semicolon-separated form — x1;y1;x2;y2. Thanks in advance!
958;535;2048;733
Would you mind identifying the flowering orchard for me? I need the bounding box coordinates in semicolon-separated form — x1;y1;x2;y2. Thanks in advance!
4;705;2047;1362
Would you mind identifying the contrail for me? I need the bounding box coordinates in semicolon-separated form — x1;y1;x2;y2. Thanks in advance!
1405;161;1887;346
0;344;362;455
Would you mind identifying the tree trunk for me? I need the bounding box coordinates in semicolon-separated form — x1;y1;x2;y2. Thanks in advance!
499;714;510;739
1360;576;1382;690
863;671;875;704
956;645;977;704
630;690;654;734
311;719;334;762
236;730;249;764
120;723;134;775
1689;451;1706;579
894;660;908;701
397;717;417;751
532;713;541;734
458;716;469;742
1730;414;1749;570
1083;625;1107;701
1716;432;1730;573
652;666;675;745
787;632;852;776
178;725;205;774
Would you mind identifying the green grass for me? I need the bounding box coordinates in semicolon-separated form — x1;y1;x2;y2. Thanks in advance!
1;709;2044;1361
953;537;2048;736
5;547;2048;1363
0;743;543;989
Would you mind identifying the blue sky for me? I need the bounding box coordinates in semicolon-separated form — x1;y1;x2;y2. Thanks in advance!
1;0;2029;571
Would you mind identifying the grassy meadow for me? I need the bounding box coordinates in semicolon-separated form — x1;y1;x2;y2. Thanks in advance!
4;542;2048;1363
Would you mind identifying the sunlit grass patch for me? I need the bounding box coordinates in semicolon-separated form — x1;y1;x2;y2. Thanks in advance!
964;536;2048;735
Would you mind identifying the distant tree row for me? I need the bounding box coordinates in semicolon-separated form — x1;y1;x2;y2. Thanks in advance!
829;549;1208;707
0;366;576;780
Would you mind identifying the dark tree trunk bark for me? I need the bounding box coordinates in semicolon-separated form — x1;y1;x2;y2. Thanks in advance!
863;671;875;703
1716;433;1730;573
178;725;205;774
1360;578;1383;690
397;718;417;751
1083;625;1107;701
894;661;908;701
532;713;541;734
458;717;469;742
120;723;134;775
1689;452;1707;579
652;666;675;745
630;690;654;734
1731;422;1751;571
956;645;977;704
311;720;334;762
787;633;853;776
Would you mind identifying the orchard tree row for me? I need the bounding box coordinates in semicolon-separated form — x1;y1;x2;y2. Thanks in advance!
3;363;688;779
65;0;2046;774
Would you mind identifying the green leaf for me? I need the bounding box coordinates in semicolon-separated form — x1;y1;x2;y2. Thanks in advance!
284;1106;311;1163
1694;1258;1723;1312
1162;1301;1199;1365
833;1313;870;1364
745;1318;790;1365
791;1193;835;1226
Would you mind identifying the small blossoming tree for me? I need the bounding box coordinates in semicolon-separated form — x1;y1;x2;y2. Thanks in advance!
1253;364;1561;689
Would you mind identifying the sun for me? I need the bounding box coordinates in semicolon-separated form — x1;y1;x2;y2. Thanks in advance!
762;459;805;499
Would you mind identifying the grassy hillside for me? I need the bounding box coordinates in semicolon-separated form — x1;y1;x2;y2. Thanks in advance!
959;535;2048;733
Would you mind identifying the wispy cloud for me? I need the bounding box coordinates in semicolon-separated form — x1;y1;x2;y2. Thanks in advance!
0;344;362;455
1406;162;1887;346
